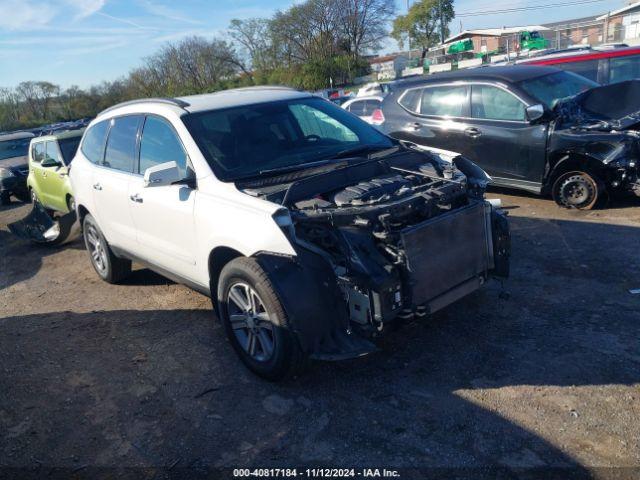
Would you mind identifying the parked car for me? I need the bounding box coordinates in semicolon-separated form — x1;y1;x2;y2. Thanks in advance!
28;129;83;212
0;131;35;205
70;88;510;379
517;45;640;85
357;82;392;97
380;65;640;209
9;130;85;244
342;96;385;125
329;95;353;106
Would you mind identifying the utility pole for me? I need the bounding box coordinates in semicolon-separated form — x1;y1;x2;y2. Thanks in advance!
439;0;445;44
407;0;411;59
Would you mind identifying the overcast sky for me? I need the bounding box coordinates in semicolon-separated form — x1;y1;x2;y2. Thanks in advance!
0;0;623;89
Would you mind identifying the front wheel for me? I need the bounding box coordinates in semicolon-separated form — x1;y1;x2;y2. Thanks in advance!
217;257;304;381
552;171;602;210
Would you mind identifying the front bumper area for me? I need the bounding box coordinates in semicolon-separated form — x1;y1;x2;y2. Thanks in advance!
258;201;510;361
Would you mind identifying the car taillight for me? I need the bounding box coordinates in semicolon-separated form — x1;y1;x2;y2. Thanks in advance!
371;108;385;125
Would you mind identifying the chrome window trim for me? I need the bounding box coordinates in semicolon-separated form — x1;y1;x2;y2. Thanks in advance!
396;80;532;124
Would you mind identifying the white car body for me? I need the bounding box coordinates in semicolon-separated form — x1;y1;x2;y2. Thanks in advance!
70;86;510;378
341;96;385;124
71;89;300;293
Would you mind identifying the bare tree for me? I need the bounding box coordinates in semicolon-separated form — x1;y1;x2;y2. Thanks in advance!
338;0;396;58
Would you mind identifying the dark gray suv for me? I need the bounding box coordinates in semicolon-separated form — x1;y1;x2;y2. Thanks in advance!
380;65;640;209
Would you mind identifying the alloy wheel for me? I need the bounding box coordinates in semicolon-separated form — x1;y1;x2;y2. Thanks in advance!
226;282;275;362
85;225;108;274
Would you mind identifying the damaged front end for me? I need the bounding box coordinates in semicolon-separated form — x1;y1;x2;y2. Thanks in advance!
552;80;640;197
241;148;510;360
8;202;78;244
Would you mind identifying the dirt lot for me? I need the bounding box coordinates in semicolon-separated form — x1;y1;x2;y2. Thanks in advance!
1;190;639;478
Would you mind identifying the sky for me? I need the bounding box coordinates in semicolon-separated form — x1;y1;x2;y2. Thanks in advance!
0;0;625;89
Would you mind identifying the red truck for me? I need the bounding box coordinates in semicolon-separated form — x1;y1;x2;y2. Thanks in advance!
517;45;640;84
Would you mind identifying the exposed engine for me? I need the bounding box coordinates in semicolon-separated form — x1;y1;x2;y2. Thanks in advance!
239;147;509;337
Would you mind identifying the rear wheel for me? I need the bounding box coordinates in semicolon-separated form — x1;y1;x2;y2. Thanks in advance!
83;214;131;283
217;257;304;381
552;171;601;210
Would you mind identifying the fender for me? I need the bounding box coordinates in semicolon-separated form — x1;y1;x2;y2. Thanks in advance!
544;151;607;191
255;248;376;361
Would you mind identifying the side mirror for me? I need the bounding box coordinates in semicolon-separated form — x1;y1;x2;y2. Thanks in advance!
525;104;545;123
144;161;181;187
41;158;62;168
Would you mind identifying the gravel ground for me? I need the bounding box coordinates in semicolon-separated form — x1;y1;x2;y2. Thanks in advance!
1;191;639;479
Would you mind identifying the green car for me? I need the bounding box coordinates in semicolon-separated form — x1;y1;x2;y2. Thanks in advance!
27;129;83;214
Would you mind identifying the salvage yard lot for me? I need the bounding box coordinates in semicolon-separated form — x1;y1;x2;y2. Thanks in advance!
1;192;639;475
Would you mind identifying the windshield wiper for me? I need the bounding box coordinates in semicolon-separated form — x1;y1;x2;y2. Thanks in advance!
259;159;334;176
328;144;393;160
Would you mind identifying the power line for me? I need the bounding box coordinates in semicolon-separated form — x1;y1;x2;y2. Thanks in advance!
456;0;607;17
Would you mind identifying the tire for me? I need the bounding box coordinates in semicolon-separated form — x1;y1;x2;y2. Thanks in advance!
82;214;131;283
0;192;11;205
552;170;602;210
217;257;304;381
67;195;76;213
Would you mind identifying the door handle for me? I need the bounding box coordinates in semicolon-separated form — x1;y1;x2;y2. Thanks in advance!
465;127;481;138
129;193;143;203
409;122;422;130
42;172;47;178
93;183;102;191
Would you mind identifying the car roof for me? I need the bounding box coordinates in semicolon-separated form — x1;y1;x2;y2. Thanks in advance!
97;86;313;119
0;131;36;141
32;129;85;142
391;65;562;89
178;86;312;113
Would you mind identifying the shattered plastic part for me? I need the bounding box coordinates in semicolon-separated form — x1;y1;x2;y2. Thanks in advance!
8;202;77;244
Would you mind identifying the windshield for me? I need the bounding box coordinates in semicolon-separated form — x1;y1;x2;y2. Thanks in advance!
58;137;82;164
0;137;31;162
518;71;598;109
182;97;393;181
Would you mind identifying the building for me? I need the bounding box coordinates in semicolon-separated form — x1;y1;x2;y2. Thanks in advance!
368;54;409;80
598;1;640;45
541;15;603;49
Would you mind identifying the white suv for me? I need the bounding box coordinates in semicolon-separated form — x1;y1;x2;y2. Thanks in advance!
71;87;510;380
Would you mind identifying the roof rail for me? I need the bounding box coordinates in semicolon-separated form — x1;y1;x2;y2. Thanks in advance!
99;97;190;116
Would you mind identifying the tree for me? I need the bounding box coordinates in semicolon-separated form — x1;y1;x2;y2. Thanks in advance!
391;0;454;57
337;0;396;58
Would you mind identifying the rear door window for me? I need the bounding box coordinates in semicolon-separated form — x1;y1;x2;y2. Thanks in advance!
398;89;422;113
471;85;526;121
81;120;109;164
103;116;143;173
420;85;469;117
610;55;640;83
556;59;600;83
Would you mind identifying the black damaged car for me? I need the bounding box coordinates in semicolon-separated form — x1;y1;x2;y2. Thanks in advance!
0;131;35;205
379;65;640;209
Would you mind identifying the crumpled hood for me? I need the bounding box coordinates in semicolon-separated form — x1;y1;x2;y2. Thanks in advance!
555;80;640;130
